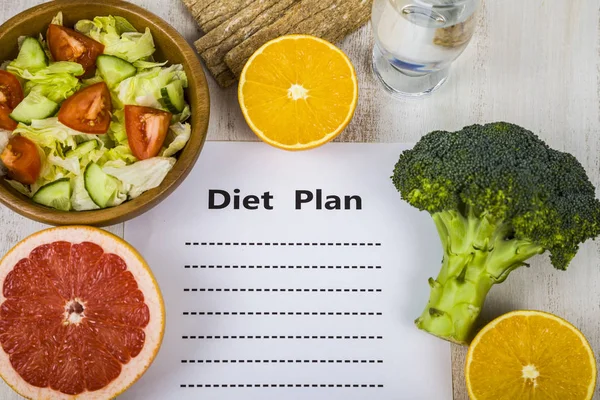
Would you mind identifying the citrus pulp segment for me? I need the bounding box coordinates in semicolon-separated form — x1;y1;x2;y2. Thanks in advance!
465;310;597;400
0;227;165;400
238;34;358;151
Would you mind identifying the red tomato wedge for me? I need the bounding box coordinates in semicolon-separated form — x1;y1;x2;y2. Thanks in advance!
1;136;41;185
0;71;24;110
58;82;112;134
47;24;104;75
125;105;172;160
0;107;17;131
0;71;24;131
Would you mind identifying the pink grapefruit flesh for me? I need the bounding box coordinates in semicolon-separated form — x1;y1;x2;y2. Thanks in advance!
0;227;164;400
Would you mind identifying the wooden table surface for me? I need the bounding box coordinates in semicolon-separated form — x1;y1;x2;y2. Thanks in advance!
1;0;599;399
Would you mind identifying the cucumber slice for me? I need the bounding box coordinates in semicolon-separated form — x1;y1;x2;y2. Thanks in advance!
10;92;58;124
14;37;48;73
84;163;119;208
32;178;71;211
160;80;185;113
96;55;137;87
65;140;97;159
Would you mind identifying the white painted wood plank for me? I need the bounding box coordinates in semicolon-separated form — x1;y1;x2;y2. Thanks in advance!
0;1;598;399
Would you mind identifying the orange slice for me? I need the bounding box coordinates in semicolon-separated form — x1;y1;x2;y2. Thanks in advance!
466;310;597;400
238;34;358;151
0;226;165;399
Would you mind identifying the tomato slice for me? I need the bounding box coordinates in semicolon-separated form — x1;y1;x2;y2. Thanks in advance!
47;24;104;75
125;105;172;160
0;71;23;110
1;136;41;185
58;82;112;134
0;71;23;131
0;107;17;131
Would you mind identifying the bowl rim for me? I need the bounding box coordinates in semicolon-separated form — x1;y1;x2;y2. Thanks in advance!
0;0;210;227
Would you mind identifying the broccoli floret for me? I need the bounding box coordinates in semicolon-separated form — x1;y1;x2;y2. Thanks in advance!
392;122;600;344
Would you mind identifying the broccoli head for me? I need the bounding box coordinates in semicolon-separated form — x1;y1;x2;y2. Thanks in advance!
392;122;600;344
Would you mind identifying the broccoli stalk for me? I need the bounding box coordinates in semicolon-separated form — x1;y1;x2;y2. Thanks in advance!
416;209;543;344
393;123;600;344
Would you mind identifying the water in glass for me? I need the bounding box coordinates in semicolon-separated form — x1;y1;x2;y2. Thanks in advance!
372;0;479;96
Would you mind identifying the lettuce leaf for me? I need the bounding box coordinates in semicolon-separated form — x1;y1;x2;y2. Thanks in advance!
103;157;175;199
107;109;129;144
109;184;129;207
47;154;80;175
51;12;63;26
100;145;137;165
71;174;99;211
172;105;191;124
81;73;105;87
8;62;83;103
5;180;31;197
113;16;137;34
133;60;168;69
162;122;191;157
108;120;128;144
14;118;80;150
75;16;155;63
116;64;188;114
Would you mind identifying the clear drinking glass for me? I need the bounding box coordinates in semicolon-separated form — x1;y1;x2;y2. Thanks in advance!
371;0;481;97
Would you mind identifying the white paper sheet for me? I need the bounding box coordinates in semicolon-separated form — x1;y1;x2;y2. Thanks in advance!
123;142;452;400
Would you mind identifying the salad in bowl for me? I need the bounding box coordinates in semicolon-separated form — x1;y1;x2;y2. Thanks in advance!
0;12;192;211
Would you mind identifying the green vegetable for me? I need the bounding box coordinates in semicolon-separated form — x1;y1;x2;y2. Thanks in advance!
392;122;600;344
99;145;137;165
8;61;83;103
107;112;128;144
133;60;168;69
103;157;176;199
15;118;81;148
65;140;98;159
172;105;191;124
5;180;32;197
74;16;155;63
47;153;80;175
32;178;71;211
50;12;63;26
9;92;58;124
114;16;137;33
81;73;105;88
162;122;191;157
84;162;120;208
116;64;188;111
96;54;137;87
160;80;185;113
71;174;99;211
9;37;48;73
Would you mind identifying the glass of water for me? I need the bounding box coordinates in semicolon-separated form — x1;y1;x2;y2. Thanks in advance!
372;0;480;97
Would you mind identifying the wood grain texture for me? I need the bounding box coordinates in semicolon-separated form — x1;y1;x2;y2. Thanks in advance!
1;1;599;399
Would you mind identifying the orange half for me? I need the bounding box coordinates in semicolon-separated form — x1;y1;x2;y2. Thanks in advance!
466;310;597;400
238;34;358;151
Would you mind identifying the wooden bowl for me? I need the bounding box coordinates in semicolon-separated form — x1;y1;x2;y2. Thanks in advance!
0;0;210;226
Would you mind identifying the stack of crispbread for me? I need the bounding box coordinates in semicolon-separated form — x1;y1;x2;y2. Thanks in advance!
182;0;373;87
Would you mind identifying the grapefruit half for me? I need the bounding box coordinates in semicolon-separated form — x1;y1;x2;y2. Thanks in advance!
0;226;165;399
